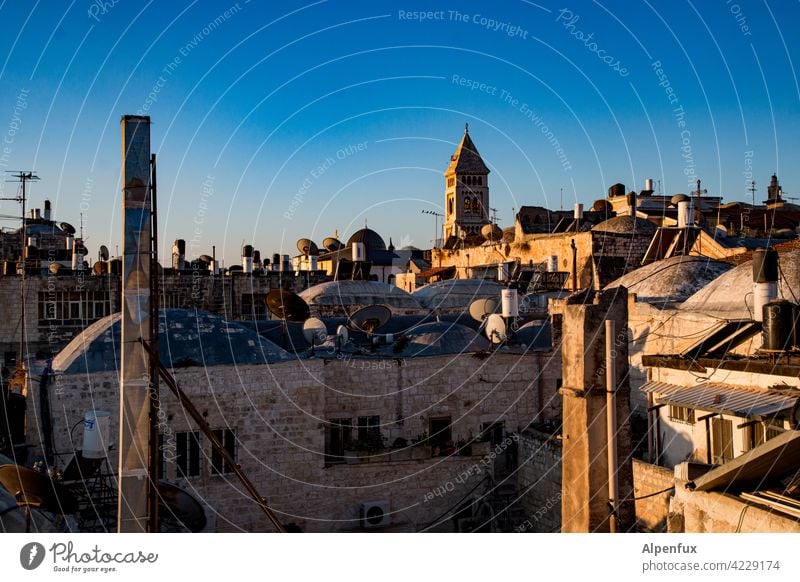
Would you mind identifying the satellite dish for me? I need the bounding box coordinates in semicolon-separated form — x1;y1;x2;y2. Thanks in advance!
296;238;319;256
302;317;328;345
347;305;392;335
481;223;503;242
468;297;499;322
266;289;310;322
484;313;507;344
198;254;213;263
60;222;76;235
336;325;349;344
49;262;61;275
323;237;344;252
99;245;109;261
0;464;78;516
158;481;207;533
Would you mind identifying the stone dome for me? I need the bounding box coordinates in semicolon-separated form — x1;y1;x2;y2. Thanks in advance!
299;280;421;312
592;215;657;236
394;321;489;356
681;249;800;319
52;309;291;374
346;228;386;251
605;255;733;304
412;279;504;311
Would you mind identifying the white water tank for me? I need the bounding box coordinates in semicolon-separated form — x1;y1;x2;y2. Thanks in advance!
677;200;692;228
574;203;584;220
547;255;558;273
645;178;654;191
753;282;778;322
83;410;111;459
352;242;366;262
501;289;519;318
309;255;319;271
497;262;510;281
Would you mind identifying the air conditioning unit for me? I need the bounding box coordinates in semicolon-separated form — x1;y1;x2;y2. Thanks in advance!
359;501;390;529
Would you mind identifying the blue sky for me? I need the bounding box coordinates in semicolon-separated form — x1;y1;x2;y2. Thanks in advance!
0;0;798;264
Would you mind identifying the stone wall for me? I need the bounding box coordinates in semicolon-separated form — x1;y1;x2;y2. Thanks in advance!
517;428;562;532
0;272;120;363
28;351;557;532
632;459;673;532
670;485;800;533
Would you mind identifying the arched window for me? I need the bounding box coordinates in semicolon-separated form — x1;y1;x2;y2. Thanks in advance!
448;197;454;215
472;197;480;214
464;196;471;213
478;176;483;186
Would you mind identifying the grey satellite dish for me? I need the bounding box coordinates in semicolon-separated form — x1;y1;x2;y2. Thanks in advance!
198;254;213;263
296;238;319;256
481;223;503;242
303;317;327;345
99;245;109;261
485;313;507;344
347;305;392;335
323;237;344;252
266;289;310;322
60;222;76;235
336;325;349;344
468;297;499;322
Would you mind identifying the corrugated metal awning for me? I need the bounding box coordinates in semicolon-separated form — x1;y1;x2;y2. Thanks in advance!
642;380;797;418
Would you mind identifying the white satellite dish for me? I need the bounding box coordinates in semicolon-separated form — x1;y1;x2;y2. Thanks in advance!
484;313;507;344
336;325;349;344
468;297;499;322
302;317;327;345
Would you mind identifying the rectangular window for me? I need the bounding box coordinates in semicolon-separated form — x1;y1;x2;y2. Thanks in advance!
211;428;237;475
357;415;380;442
325;419;352;464
669;405;695;425
176;431;201;478
765;419;785;441
430;416;452;456
711;417;734;464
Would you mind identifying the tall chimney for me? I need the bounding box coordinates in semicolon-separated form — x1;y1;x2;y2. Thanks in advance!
118;115;152;533
44;199;51;221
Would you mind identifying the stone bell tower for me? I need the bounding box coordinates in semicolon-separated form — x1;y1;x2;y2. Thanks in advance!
443;124;490;241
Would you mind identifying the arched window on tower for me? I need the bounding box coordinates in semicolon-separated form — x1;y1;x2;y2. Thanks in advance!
478;176;483;186
448;197;454;215
464;196;471;213
472;197;480;215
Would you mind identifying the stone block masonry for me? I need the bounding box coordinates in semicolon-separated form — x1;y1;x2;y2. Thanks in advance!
30;351;560;532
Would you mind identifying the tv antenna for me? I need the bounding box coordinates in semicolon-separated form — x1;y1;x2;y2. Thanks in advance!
748;181;757;207
3;171;39;375
421;209;443;249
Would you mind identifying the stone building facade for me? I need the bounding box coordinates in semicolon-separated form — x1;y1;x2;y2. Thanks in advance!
28;352;562;532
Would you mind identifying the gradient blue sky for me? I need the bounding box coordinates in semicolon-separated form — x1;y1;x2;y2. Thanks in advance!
0;0;798;264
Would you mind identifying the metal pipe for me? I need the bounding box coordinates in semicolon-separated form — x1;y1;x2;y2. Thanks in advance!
147;153;160;533
140;339;285;533
605;319;619;533
570;238;577;292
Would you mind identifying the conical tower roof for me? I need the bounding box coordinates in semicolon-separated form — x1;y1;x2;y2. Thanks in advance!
445;124;490;175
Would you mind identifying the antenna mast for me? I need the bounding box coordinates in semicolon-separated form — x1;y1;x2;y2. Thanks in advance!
3;171;39;371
